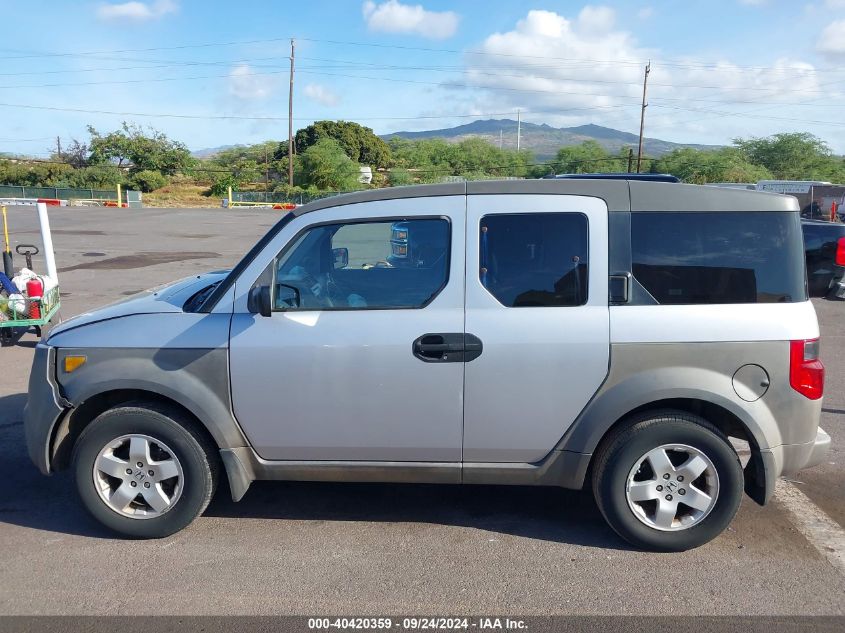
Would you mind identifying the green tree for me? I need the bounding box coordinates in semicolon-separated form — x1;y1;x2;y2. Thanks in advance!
733;132;844;181
296;138;362;191
88;122;194;179
541;140;625;175
652;147;772;184
209;141;281;184
386;137;533;182
209;174;240;197
284;121;392;168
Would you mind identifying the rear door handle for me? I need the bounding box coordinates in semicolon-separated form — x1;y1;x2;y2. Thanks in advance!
413;333;483;363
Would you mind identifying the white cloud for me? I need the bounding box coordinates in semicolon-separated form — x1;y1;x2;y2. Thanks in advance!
362;0;459;39
823;0;845;7
228;64;273;100
818;20;845;56
304;83;340;107
96;0;178;21
738;0;767;6
638;6;654;19
577;5;616;33
462;8;655;117
457;7;832;143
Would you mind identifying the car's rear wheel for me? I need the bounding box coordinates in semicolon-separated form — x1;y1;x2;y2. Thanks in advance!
72;402;217;538
592;411;743;552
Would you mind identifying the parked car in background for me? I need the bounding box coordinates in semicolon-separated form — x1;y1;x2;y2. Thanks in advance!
803;218;845;300
25;179;829;551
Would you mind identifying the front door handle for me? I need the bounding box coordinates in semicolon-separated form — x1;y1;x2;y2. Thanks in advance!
412;333;483;363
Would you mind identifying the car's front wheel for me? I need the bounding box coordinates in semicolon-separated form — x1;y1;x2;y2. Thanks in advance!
72;402;217;538
592;411;744;552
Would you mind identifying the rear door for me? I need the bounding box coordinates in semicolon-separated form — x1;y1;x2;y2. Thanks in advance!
462;194;610;463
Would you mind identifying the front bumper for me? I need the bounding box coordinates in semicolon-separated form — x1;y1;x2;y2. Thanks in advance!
23;343;68;475
759;427;831;503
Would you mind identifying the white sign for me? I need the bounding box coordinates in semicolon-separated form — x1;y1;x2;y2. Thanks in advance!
756;180;830;194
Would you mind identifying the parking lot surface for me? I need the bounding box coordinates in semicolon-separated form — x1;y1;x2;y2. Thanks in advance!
0;205;843;615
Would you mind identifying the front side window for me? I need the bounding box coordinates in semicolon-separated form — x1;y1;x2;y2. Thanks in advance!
480;213;589;307
274;218;450;310
631;211;807;304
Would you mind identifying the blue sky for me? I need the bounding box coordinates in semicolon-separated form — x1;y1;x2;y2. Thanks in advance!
2;0;844;155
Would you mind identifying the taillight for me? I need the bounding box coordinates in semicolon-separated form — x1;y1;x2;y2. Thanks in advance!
835;237;845;267
789;339;824;400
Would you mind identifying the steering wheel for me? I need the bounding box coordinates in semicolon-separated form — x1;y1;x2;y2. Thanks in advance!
293;271;335;308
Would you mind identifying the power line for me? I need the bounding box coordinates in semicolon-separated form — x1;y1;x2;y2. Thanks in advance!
0;101;629;122
0;36;295;60
0;136;53;142
0;67;640;101
4;35;845;74
4;55;840;93
3;65;839;109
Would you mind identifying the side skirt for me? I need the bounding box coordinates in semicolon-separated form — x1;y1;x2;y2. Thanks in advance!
219;447;591;502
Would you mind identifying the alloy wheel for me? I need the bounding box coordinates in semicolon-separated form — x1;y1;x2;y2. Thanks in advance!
625;443;720;531
92;434;184;519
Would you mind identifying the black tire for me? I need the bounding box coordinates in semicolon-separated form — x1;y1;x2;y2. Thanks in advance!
592;410;743;552
72;401;218;539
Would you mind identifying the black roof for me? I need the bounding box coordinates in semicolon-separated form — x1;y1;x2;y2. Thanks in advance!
293;179;798;216
543;172;681;183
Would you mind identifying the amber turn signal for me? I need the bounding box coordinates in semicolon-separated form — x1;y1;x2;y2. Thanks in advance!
63;355;87;373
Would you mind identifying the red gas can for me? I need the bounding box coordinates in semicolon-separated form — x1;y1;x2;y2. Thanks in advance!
26;278;43;299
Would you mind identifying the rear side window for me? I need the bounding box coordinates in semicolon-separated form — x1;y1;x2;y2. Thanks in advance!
480;213;588;307
631;211;807;304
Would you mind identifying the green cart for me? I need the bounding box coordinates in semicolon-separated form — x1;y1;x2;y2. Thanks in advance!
0;284;60;346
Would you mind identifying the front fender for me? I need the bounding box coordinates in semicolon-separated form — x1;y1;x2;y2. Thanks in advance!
48;311;245;451
55;347;246;450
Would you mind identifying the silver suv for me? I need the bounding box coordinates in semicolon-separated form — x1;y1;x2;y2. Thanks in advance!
24;179;830;551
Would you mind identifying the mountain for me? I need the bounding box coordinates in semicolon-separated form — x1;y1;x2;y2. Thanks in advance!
191;144;239;159
382;119;720;161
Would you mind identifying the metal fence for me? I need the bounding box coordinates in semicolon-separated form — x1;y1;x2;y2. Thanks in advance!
229;176;504;206
0;185;120;201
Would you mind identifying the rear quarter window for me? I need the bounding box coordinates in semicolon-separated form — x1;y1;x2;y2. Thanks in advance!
631;211;807;304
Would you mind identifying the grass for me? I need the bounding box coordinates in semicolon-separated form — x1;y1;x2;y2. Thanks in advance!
143;183;217;208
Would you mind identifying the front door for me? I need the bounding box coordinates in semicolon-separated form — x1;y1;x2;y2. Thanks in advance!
229;196;466;462
462;194;610;463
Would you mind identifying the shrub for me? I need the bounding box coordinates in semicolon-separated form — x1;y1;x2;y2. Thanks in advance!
130;170;169;192
209;174;239;197
388;168;414;186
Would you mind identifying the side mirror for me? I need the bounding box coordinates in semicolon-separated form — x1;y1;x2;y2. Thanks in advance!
274;284;300;310
332;247;349;269
248;285;272;317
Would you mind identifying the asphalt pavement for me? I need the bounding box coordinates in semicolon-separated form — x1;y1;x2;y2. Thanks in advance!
0;205;843;615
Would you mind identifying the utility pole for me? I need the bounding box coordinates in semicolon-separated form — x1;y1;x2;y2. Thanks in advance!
264;145;270;188
627;148;634;173
56;136;62;161
499;129;503;150
636;61;650;173
288;38;295;187
516;109;521;152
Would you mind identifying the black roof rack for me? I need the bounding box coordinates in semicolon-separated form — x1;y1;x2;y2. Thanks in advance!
543;172;681;183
